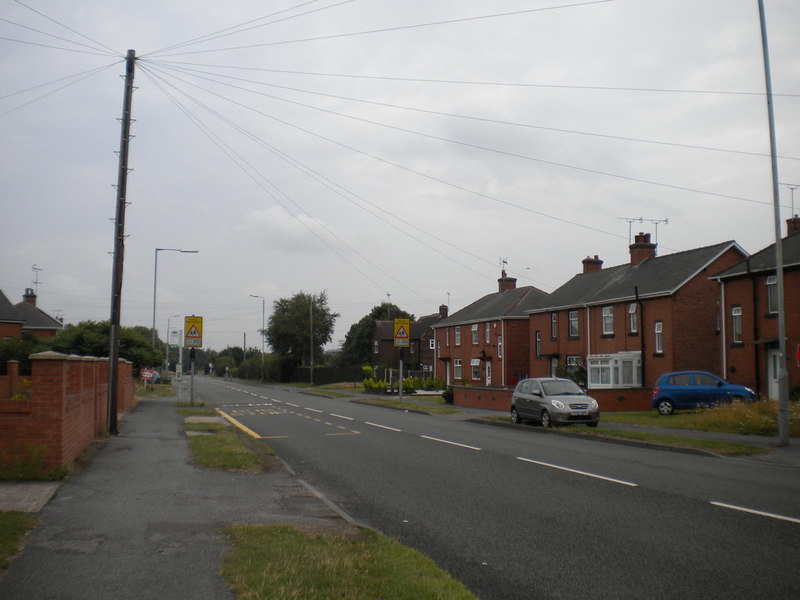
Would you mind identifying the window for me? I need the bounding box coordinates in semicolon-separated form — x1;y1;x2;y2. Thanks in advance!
731;306;742;344
565;355;584;385
568;310;579;338
587;352;642;389
535;331;542;359
471;324;479;344
654;321;663;354
455;326;461;346
454;358;462;380
550;313;558;339
628;303;638;334
485;362;492;385
471;358;481;380
602;306;614;335
485;322;491;344
373;340;379;354
429;338;435;350
766;276;778;314
497;335;503;358
446;328;449;347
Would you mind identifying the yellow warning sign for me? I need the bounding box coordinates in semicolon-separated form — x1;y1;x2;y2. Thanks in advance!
393;318;410;348
184;316;203;348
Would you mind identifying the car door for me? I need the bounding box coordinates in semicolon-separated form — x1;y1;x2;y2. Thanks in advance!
692;372;725;404
515;379;533;417
528;380;544;420
667;373;693;408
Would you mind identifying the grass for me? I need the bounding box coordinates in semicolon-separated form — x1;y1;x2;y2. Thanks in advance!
183;422;266;473
570;427;770;456
0;512;37;571
602;400;800;437
355;396;460;415
221;525;478;600
136;382;174;397
176;407;219;417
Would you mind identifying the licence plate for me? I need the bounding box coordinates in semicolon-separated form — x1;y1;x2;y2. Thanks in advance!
571;410;589;416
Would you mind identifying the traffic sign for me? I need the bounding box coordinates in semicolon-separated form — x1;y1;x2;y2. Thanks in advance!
393;318;410;348
184;316;203;348
140;369;154;381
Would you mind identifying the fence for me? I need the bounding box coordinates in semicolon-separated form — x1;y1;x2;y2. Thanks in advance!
0;352;135;475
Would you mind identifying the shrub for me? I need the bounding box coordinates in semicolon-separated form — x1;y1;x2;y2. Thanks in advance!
442;386;454;404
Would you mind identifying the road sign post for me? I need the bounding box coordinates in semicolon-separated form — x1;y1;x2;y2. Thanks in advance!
394;319;410;401
184;316;203;406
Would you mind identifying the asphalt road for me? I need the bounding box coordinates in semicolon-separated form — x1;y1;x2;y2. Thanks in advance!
194;377;800;600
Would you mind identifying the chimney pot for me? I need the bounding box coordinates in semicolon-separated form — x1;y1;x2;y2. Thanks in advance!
787;215;800;236
630;232;656;266
439;304;448;319
23;288;36;306
498;270;517;293
582;255;603;273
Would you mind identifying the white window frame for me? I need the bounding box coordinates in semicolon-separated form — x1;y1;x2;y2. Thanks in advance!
454;358;462;380
568;310;579;337
550;313;558;339
628;303;638;334
602;306;614;335
587;352;642;389
485;362;492;385
454;326;461;346
471;358;481;380
497;335;503;358
654;321;663;354
535;331;541;359
471;324;479;345
766;275;778;314
485;322;491;344
731;306;742;344
373;340;379;354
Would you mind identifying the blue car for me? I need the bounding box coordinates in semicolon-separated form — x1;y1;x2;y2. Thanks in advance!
652;371;755;415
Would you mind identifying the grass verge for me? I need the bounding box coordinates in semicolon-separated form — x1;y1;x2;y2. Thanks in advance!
0;512;37;571
182;422;266;472
355;397;460;415
568;427;770;456
222;524;478;600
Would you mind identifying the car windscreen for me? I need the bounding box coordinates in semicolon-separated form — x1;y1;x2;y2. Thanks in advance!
541;380;583;396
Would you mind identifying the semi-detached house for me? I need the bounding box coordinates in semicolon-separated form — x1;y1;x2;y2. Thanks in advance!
432;271;548;387
526;233;747;411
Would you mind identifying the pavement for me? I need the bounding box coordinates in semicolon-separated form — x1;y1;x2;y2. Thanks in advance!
1;391;798;599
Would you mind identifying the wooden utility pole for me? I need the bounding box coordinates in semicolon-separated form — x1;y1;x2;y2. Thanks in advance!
108;49;136;435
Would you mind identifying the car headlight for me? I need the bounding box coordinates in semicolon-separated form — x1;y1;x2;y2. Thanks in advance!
551;399;565;409
590;399;598;409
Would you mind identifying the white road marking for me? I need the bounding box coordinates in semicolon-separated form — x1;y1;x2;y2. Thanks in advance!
710;501;800;524
330;413;354;421
366;422;402;432
516;457;638;487
286;402;299;407
305;407;323;413
421;435;481;451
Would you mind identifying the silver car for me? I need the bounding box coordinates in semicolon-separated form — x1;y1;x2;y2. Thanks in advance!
510;377;599;428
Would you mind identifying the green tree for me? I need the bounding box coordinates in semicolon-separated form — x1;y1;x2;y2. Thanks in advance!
339;303;413;367
265;291;338;367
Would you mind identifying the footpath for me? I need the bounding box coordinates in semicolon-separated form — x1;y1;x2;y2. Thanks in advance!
0;396;356;600
1;392;798;599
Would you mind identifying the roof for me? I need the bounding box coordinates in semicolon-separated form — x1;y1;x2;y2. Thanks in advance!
712;231;800;279
433;286;549;328
0;290;22;323
528;240;744;313
0;288;62;331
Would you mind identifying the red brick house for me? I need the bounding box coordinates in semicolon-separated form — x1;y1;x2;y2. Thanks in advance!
432;271;549;387
526;233;747;410
0;288;62;340
372;306;448;377
712;217;800;399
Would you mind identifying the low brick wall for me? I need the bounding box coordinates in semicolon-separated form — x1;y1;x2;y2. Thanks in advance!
0;352;135;475
453;384;654;413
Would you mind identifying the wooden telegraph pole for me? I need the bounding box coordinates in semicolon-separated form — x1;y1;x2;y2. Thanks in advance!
108;50;136;435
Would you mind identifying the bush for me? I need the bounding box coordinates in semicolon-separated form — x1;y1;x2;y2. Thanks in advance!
361;365;374;379
442;386;454;404
362;378;388;394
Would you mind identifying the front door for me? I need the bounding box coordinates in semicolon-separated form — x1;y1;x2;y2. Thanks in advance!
768;350;781;401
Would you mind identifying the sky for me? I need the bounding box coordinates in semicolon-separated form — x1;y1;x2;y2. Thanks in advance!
1;0;798;353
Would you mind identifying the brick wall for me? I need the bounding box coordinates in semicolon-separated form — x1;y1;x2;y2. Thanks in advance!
453;384;653;413
0;352;135;475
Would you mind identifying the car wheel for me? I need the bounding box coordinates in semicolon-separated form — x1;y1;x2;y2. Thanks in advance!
510;407;522;424
540;409;552;428
656;400;675;416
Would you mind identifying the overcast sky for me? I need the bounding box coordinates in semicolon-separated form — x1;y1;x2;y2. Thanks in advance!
1;0;798;352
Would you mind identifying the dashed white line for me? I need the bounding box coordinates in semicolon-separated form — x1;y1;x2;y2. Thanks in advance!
366;422;402;432
710;501;800;524
420;435;481;451
330;413;354;421
304;407;323;413
285;402;299;407
516;457;638;487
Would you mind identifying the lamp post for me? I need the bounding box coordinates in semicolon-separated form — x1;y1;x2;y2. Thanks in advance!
152;248;198;346
250;294;266;382
165;314;181;374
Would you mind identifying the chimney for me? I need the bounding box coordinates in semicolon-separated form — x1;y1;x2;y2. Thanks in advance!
498;269;517;293
439;304;448;319
787;215;800;236
582;255;603;273
629;232;656;266
23;288;36;306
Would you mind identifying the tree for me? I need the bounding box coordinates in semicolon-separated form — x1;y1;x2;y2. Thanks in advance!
265;291;338;367
339;303;414;367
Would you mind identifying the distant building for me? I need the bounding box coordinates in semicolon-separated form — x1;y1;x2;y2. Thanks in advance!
0;288;63;340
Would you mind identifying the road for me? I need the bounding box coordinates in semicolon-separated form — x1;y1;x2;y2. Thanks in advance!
193;377;800;600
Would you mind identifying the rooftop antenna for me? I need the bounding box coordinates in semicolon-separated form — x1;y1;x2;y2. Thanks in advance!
31;264;43;294
780;183;798;216
618;217;669;245
499;257;508;275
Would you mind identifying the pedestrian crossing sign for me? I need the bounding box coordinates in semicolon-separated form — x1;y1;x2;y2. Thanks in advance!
393;318;410;348
184;316;203;348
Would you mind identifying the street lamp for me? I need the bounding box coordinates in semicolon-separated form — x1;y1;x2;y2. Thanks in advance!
152;248;198;345
165;313;182;373
250;294;266;382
